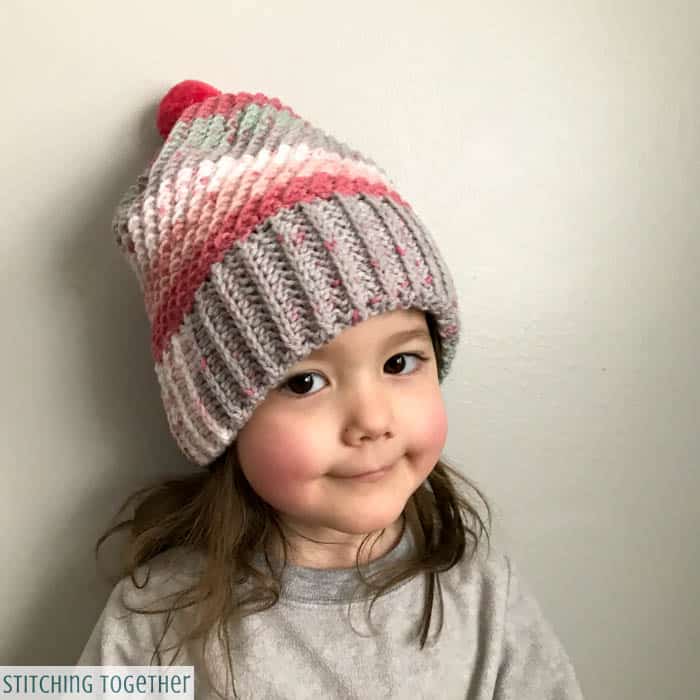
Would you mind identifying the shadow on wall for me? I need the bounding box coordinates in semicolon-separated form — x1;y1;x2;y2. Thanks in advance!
7;99;194;664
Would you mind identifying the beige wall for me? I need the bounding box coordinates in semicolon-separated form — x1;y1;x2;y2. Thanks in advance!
1;1;698;698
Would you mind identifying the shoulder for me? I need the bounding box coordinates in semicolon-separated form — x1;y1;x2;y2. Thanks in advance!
447;541;564;626
442;541;557;636
448;544;585;698
91;545;207;631
115;546;207;611
443;539;513;606
76;546;207;664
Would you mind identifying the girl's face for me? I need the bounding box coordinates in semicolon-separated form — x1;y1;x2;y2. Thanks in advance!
235;308;448;568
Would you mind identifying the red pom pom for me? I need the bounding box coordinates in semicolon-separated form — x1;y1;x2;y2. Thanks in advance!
156;79;221;139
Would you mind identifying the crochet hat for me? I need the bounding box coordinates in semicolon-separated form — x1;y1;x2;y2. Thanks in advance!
113;79;461;466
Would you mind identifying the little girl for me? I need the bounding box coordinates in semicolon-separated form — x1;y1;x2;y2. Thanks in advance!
77;79;584;699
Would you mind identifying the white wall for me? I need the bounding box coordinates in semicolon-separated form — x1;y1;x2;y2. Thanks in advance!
1;1;698;698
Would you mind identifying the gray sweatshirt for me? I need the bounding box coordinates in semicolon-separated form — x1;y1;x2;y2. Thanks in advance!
77;524;584;699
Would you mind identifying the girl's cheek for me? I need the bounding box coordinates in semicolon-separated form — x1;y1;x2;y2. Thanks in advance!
254;430;308;475
237;417;323;505
404;396;448;479
429;400;449;448
406;391;449;452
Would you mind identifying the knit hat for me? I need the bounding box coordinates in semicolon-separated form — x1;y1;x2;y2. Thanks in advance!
112;79;461;467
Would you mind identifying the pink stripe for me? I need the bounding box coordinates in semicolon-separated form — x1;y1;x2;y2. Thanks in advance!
151;173;411;362
144;151;391;313
178;92;301;125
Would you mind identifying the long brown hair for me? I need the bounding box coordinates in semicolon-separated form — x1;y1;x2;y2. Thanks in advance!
93;312;492;699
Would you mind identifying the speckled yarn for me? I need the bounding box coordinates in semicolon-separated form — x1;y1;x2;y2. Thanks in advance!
112;79;461;466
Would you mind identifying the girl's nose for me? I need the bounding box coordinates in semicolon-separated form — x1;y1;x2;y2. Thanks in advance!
342;389;395;445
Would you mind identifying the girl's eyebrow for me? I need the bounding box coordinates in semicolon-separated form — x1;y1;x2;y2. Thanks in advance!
382;327;432;348
311;327;432;360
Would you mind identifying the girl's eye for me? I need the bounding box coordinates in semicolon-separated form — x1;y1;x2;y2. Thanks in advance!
278;352;429;397
281;372;325;397
384;352;427;376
